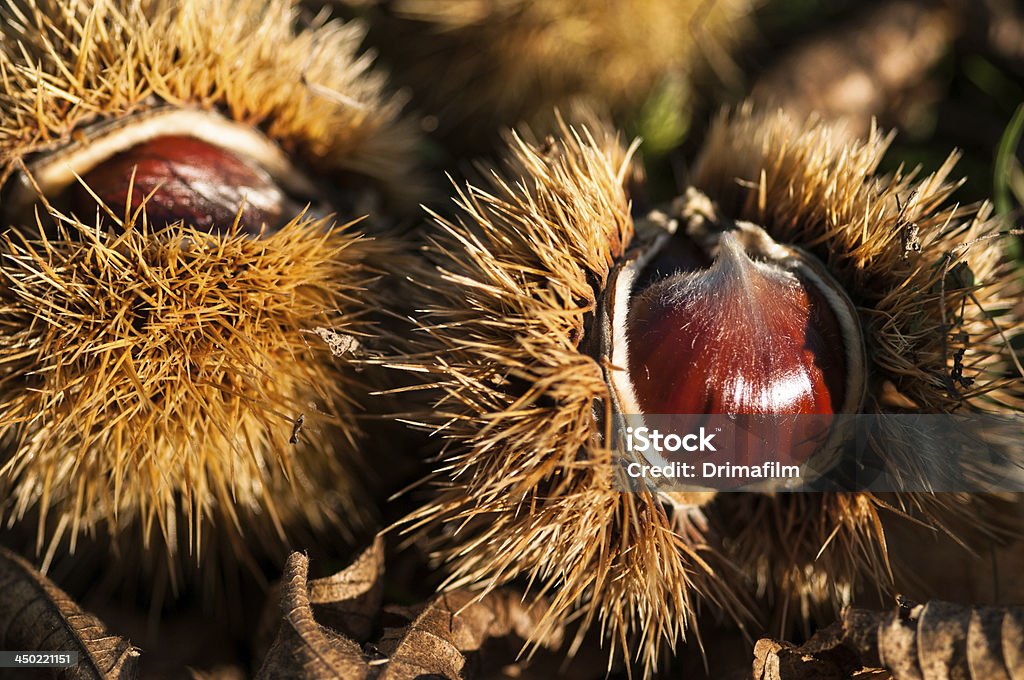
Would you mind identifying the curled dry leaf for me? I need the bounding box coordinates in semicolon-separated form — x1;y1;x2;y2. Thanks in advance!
846;601;1024;680
752;629;889;680
754;599;1024;680
0;546;139;680
257;539;561;679
307;536;386;643
375;590;562;680
256;543;379;680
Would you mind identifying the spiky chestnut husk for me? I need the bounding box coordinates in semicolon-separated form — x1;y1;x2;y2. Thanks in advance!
0;0;416;198
0;0;416;572
353;0;755;152
0;215;374;555
396;111;1022;675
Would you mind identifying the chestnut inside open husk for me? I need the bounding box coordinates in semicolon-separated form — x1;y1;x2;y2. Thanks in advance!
602;188;865;485
393;109;1022;677
69;135;290;235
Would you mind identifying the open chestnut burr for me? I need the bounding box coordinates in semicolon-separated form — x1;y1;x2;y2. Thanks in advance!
397;109;1022;675
0;0;416;580
352;0;756;154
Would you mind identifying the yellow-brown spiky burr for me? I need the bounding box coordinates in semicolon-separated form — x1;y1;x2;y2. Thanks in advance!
0;0;417;576
395;108;1022;675
352;0;756;153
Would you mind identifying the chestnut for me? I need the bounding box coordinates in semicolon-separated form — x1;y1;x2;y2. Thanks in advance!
608;190;865;478
627;229;853;416
68;135;290;235
395;109;1021;676
356;0;756;154
0;0;415;587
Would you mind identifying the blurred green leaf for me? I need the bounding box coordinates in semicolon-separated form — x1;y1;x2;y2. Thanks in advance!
632;76;691;157
994;103;1024;216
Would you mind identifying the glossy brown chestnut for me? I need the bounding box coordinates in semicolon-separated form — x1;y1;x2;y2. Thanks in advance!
624;225;863;474
69;135;288;234
628;231;848;415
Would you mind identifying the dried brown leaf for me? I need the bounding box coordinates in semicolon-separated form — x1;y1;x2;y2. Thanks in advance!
752;623;886;680
256;540;561;680
0;546;139;680
844;601;1024;680
753;638;849;680
307;536;385;643
376;590;560;680
755;599;1024;680
256;549;374;680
